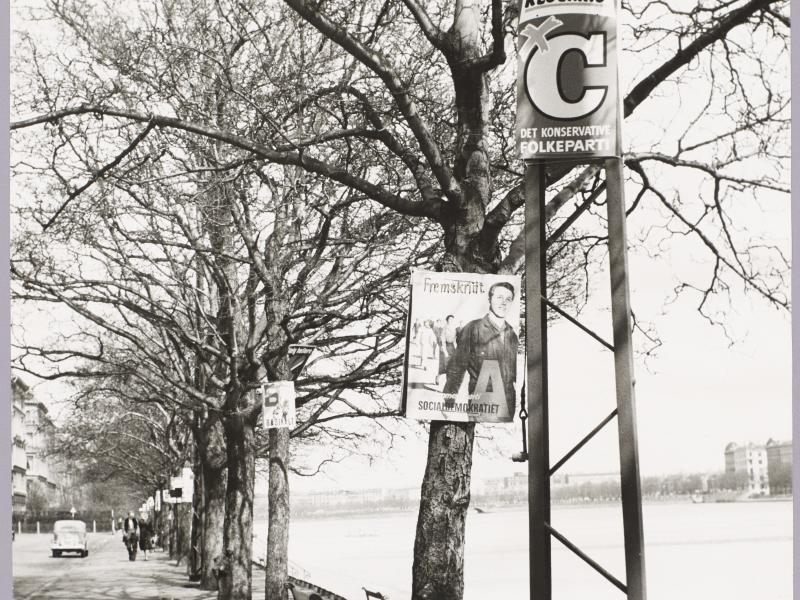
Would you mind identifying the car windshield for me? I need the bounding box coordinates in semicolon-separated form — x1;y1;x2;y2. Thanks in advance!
54;521;85;533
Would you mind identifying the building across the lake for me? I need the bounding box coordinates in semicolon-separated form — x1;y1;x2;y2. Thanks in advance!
725;439;792;496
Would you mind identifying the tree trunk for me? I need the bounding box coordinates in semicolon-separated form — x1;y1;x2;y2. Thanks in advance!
169;503;177;560
411;421;476;600
412;6;492;600
177;502;193;568
218;413;257;600
265;428;290;600
191;449;203;579
202;417;228;590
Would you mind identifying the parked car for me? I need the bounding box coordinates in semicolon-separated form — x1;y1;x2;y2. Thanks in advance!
51;520;88;558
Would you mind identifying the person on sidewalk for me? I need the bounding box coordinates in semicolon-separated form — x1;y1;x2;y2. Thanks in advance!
122;511;139;561
138;515;154;561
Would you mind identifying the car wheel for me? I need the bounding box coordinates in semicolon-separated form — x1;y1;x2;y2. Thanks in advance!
85;549;89;557
52;550;61;558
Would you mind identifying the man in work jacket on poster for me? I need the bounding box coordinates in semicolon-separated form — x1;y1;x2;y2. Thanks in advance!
442;282;519;414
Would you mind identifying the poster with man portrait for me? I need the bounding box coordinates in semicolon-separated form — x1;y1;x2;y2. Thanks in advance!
402;271;523;422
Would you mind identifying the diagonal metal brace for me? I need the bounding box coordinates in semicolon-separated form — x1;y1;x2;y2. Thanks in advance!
544;299;615;351
545;182;607;249
549;408;618;476
545;523;628;593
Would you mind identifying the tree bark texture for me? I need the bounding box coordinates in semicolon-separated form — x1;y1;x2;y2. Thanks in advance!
201;416;228;590
177;502;193;569
412;421;475;600
169;503;177;560
218;413;257;600
265;428;290;600
191;450;203;579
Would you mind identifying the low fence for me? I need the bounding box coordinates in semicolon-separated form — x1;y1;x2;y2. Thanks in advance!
14;511;117;534
15;519;115;535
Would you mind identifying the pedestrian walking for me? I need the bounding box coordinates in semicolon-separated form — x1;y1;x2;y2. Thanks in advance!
138;515;154;561
122;511;139;561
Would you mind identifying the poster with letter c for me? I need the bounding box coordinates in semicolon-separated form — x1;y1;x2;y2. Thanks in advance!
516;0;621;160
402;271;522;423
262;381;297;429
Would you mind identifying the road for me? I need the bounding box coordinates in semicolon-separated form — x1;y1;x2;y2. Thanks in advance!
12;531;220;600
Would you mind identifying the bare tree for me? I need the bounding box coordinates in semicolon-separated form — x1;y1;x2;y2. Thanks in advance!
12;5;436;596
11;0;789;599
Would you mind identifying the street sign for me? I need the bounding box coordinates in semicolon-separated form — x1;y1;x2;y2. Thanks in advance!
516;0;621;159
288;344;315;380
167;468;193;503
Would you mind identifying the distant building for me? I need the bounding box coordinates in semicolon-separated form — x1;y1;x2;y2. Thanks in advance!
287;486;419;515
765;438;792;466
552;472;620;486
724;442;772;495
479;472;528;499
11;378;29;517
765;438;792;494
14;378;61;510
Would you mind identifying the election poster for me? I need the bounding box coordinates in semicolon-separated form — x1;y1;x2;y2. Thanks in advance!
402;271;523;423
516;0;621;160
262;381;297;429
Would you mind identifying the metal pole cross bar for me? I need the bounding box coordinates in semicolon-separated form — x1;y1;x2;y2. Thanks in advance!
549;408;619;476
545;523;628;593
544;298;615;352
545;182;607;249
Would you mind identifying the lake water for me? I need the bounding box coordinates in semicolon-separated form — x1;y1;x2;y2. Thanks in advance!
255;500;792;600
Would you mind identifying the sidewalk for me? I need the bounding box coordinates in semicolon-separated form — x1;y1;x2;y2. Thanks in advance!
121;548;270;600
12;532;271;600
141;549;271;600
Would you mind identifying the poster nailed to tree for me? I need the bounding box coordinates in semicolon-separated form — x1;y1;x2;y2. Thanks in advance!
516;0;621;160
261;381;297;429
402;271;522;423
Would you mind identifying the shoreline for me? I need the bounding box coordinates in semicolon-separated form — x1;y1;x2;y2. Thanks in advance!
281;493;793;521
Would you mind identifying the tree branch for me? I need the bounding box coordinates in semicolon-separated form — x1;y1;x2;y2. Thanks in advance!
12;105;443;220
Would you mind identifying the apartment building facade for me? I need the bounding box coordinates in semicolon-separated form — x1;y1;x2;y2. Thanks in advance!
11;377;61;515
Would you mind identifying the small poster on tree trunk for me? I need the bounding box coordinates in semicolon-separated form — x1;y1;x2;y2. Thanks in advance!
262;381;297;429
402;271;522;422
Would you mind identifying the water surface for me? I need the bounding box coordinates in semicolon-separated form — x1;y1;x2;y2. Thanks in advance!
255;500;792;600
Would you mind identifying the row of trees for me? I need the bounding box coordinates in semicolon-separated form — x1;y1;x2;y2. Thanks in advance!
11;1;789;599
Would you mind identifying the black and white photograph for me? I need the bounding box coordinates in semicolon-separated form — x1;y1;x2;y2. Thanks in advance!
6;1;792;600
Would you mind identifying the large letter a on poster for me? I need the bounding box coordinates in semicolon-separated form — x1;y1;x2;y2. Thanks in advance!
473;359;505;404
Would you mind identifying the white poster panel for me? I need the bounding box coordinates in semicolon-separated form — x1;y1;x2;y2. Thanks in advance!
403;271;522;422
262;381;297;429
516;0;621;160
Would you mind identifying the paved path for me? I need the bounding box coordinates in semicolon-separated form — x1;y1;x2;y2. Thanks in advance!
12;532;270;600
